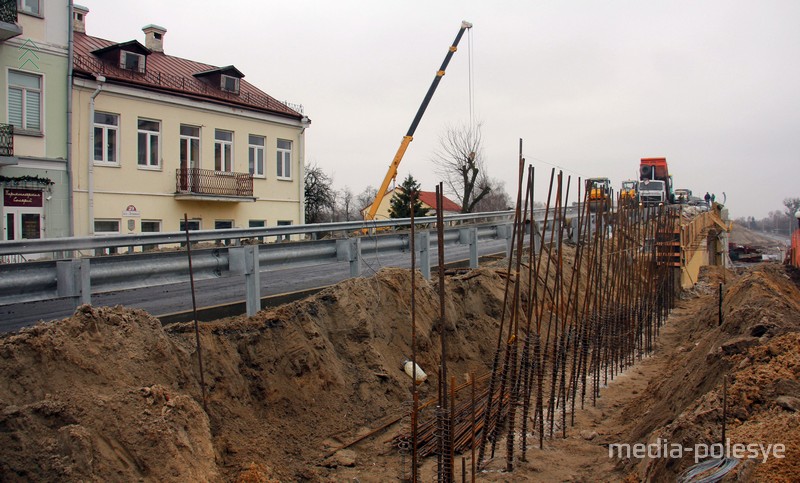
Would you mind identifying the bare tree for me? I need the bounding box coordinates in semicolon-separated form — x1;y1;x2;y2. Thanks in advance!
432;123;491;213
356;185;378;216
339;187;356;221
304;163;335;224
473;178;513;212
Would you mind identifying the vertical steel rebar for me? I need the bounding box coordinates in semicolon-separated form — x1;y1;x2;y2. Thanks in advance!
183;213;207;413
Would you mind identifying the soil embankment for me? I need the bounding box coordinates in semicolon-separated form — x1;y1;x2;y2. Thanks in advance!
1;263;798;481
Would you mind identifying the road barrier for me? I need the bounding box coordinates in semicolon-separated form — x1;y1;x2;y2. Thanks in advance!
0;209;573;316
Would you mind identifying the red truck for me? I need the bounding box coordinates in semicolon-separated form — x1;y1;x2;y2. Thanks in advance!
639;157;675;205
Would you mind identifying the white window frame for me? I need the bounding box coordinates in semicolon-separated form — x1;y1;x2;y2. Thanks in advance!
179;218;201;231
94;219;120;234
93;111;119;166
7;69;43;134
214;129;234;173
220;75;240;94
137;118;161;169
141;219;161;232
248;134;265;178
276;139;292;180
120;51;145;73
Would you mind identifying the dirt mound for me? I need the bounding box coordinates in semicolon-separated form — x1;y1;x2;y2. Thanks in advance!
622;263;800;481
0;305;215;481
0;268;508;481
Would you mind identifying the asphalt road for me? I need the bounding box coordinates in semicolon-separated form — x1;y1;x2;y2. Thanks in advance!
0;238;512;333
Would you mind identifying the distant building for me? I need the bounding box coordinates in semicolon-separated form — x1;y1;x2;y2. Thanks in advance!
70;5;309;238
1;0;71;243
367;187;461;219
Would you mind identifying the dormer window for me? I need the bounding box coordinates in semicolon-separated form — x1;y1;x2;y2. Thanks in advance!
220;75;239;94
194;65;245;95
121;51;145;73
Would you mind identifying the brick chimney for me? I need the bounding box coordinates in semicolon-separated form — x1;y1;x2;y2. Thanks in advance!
73;4;89;33
142;24;167;53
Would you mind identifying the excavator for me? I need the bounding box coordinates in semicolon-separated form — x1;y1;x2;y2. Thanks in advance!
363;21;473;221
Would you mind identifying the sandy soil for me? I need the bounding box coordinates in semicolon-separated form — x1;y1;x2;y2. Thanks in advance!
1;262;798;482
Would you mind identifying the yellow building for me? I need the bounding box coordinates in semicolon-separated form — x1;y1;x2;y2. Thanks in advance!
70;6;308;238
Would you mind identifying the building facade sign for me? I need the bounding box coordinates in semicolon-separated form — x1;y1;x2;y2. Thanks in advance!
3;189;43;207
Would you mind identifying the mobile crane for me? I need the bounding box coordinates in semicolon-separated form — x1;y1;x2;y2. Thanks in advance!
363;21;473;221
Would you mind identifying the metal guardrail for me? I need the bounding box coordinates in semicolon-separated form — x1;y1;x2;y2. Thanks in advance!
0;208;574;313
0;210;523;256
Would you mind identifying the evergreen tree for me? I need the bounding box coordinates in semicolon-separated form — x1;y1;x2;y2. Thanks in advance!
389;175;429;219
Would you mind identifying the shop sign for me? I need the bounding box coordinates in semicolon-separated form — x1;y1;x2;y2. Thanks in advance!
3;188;43;207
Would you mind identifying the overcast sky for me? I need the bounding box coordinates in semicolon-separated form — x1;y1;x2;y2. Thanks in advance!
78;0;799;218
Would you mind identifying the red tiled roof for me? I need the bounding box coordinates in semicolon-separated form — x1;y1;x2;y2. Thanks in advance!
72;32;303;119
417;190;461;212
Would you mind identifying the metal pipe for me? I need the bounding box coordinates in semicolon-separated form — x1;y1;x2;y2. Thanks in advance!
66;0;75;237
87;77;105;235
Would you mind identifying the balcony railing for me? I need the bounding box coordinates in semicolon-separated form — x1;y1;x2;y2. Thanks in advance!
0;0;17;24
175;167;253;198
0;123;13;157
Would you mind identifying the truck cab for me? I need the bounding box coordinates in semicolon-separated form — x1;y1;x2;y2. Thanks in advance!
640;157;674;204
638;179;666;205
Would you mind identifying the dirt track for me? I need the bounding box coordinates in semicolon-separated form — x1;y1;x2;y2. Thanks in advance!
1;263;798;482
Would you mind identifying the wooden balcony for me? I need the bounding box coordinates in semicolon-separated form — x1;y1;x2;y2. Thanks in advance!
175;168;255;202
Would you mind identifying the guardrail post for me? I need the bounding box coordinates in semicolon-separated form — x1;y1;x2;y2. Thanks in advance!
459;227;479;268
496;223;513;258
57;259;91;308
349;238;361;277
416;231;431;280
230;246;261;316
337;238;362;277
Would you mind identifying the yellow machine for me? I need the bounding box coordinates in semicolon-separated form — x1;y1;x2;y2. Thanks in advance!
364;21;473;221
620;180;638;205
586;177;611;212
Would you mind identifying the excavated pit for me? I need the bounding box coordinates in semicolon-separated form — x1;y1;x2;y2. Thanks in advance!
0;261;798;481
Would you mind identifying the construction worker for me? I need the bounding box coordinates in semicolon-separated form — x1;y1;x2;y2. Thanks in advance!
704;192;711;205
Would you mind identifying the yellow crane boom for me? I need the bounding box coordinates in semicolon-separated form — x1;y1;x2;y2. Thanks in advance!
364;21;472;221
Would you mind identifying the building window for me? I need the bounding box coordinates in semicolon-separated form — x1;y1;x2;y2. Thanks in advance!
179;218;201;231
215;220;233;230
248;135;265;178
120;51;145;73
94;219;120;233
214;129;233;172
141;220;161;251
93;112;119;164
249;220;265;242
137;119;160;168
19;0;40;15
276;139;292;179
93;219;120;255
277;220;292;241
220;75;239;94
8;70;42;133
